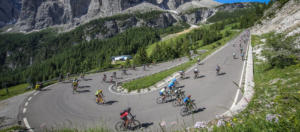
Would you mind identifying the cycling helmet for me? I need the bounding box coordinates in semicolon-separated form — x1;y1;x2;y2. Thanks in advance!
188;95;191;98
174;90;178;93
127;107;131;112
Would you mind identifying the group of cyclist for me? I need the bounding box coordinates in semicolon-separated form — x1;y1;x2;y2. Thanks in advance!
233;30;249;61
159;78;193;109
102;72;116;83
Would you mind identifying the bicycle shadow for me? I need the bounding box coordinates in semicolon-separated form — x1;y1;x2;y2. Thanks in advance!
82;78;93;81
217;72;226;76
195;75;206;79
78;85;91;89
141;122;154;129
194;107;206;113
175;85;185;89
76;89;90;93
104;100;118;105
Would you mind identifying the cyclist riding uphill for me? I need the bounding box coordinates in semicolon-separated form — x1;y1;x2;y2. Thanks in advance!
179;70;185;79
160;87;167;100
95;89;104;103
168;81;175;90
184;95;192;108
171;78;178;86
120;107;132;128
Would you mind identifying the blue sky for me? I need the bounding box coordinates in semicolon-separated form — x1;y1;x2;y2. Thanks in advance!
214;0;271;4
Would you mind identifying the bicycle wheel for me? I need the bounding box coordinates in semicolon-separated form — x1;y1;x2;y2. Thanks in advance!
172;99;180;107
129;119;141;130
192;103;198;112
115;121;126;131
156;97;164;104
180;107;188;116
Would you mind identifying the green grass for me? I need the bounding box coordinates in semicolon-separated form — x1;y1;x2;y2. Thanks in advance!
0;83;30;101
52;127;111;132
0;125;26;132
0;80;57;101
251;35;264;47
122;30;241;92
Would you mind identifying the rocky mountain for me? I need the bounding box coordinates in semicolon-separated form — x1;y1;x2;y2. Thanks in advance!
0;0;223;32
0;0;21;27
251;0;300;36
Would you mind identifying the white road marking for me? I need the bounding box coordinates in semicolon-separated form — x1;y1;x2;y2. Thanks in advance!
25;102;28;107
23;118;34;132
33;91;39;96
28;97;32;101
23;108;27;114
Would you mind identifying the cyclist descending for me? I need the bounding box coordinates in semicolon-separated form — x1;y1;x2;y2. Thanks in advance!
95;89;104;104
193;68;199;79
197;58;201;65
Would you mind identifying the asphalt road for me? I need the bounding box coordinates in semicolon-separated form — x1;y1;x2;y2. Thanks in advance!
22;30;250;131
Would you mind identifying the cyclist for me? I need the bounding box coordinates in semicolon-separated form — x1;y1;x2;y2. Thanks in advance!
72;78;79;92
194;68;199;78
241;52;245;61
168;81;175;91
95;89;104;104
171;78;178;86
160;87;167;100
233;52;236;59
197;58;201;65
216;65;221;75
179;70;185;79
120;107;132;128
80;73;85;79
175;89;184;103
183;95;192;109
103;74;107;82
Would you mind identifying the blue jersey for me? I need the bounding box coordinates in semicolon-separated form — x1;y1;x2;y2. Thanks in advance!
171;78;176;83
168;82;174;88
184;97;190;103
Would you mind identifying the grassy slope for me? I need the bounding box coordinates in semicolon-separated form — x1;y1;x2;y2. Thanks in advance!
204;34;300;132
122;27;241;92
0;80;57;101
0;84;30;101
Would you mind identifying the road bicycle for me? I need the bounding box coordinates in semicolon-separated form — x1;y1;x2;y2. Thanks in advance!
115;115;141;131
180;100;198;116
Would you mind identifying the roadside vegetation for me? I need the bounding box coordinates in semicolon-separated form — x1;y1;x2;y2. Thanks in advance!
0;11;189;91
190;32;300;132
0;126;26;132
